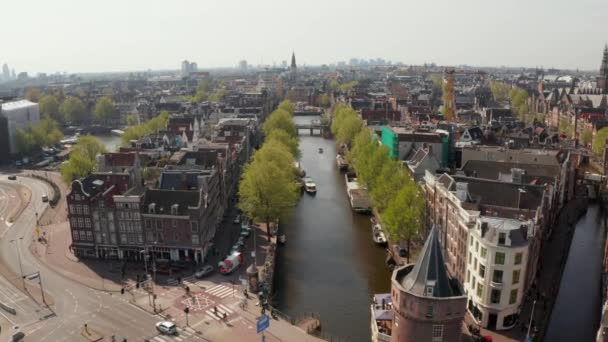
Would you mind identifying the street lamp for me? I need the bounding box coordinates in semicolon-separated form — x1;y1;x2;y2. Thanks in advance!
10;238;25;288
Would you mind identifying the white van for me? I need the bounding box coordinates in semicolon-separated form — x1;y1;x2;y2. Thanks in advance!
41;195;49;203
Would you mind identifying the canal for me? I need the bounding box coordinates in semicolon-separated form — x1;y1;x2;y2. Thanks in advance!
92;134;121;152
274;115;391;342
544;204;605;341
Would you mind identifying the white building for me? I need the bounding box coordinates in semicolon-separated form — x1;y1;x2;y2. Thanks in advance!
0;100;40;154
464;216;529;330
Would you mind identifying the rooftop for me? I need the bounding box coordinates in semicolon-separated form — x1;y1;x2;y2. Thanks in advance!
1;99;37;111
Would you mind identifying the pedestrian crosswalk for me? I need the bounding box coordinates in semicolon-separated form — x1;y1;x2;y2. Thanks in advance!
204;303;234;321
148;327;199;341
204;284;234;298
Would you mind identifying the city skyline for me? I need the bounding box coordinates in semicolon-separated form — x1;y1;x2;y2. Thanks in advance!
1;0;607;74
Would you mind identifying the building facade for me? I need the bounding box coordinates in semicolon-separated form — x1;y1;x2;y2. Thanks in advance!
0;100;40;154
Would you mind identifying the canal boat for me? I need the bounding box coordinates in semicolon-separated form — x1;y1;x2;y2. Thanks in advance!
372;220;388;246
345;172;371;213
370;293;393;342
336;154;348;171
303;177;317;194
111;129;125;136
318;147;323;153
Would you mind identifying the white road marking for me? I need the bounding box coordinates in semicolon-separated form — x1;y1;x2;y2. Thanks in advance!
205;285;234;298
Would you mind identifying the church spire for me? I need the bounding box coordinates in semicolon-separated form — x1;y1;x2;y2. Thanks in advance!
290;52;297;70
601;44;608;77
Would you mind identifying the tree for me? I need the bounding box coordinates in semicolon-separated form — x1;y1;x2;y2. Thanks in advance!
489;81;511;102
121;111;169;146
14;115;63;154
509;88;529;120
126;114;138;126
39;95;61;122
238;151;299;236
370;160;407;212
25;88;42;102
581;128;593;147
94;96;116;122
559;119;573;136
318;94;330;108
382;183;425;263
335;114;363;145
60;135;107;182
263;109;297;138
593;127;608;155
15;128;36;154
278;100;295;115
266;129;301;160
339;81;358;92
60;96;86;123
208;89;227;102
329;79;340;91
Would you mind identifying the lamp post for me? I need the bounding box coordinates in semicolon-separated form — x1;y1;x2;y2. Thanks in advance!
10;238;25;288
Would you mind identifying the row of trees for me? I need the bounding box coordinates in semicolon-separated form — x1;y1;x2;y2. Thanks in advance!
15;115;64;154
331;104;425;261
238;100;300;235
60;135;107;182
121;111;170;146
489;81;530;120
37;94;118;124
184;80;228;104
329;80;358;93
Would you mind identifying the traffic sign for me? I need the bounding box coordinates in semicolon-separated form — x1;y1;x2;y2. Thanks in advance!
256;314;269;333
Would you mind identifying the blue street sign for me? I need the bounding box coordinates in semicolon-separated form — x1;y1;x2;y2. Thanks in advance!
257;314;270;333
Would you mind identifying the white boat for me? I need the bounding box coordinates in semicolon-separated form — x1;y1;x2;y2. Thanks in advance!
303;177;317;194
373;225;388;245
336;154;348;171
111;129;125;136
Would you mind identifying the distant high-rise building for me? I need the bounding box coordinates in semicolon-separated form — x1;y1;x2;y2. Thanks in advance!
181;60;198;75
2;63;9;80
290;52;297;70
11;69;16;79
238;60;248;70
598;44;608;93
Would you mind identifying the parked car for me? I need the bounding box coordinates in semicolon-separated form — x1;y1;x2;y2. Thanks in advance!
155;321;177;335
8;175;16;180
240;229;250;238
237;237;246;247
241;220;249;230
233;215;241;224
194;265;214;278
41;195;49;202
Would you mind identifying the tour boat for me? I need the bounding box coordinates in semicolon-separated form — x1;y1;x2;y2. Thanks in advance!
303;177;317;194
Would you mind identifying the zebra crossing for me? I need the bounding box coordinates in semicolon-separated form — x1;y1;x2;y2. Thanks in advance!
204;303;234;321
204;284;234;298
148;327;199;341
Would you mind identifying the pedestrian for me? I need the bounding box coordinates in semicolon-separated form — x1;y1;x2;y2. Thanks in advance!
214;306;218;315
223;312;227;321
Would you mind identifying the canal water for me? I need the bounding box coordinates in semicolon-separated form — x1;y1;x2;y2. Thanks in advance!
92;134;121;152
274;116;391;342
544;204;605;342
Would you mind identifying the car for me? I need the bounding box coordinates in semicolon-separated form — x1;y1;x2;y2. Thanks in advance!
155;321;177;335
194;265;214;279
8;175;16;180
237;237;246;246
41;195;49;202
240;229;250;238
241;220;249;230
233;215;241;224
230;244;241;253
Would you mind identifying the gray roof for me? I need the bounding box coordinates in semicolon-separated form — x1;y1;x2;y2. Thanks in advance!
398;227;461;298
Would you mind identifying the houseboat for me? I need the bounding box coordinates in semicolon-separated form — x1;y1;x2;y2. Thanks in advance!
336;154;348;171
345;172;371;213
371;219;388;246
370;293;393;342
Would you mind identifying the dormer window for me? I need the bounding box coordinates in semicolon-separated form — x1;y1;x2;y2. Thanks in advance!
171;204;179;215
498;232;506;245
148;203;156;214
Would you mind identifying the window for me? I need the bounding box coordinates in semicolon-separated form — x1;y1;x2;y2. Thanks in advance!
468;252;472;264
498;232;506;245
509;289;518;304
476;283;484;298
512;270;520;285
72;230;79;241
466;270;470;283
480;247;487;258
70;218;77;227
192;234;199;245
426;305;433;318
86;231;93;241
490;289;501;304
78;217;84;227
495;252;505;265
85;218;91;228
83;206;89;215
475;240;479;252
120;233;127;243
492;270;503;283
479;265;485;279
191;221;199;233
432;325;444;341
470;235;473;246
69;205;75;214
514;252;523;265
472;277;476;290
474;258;477;270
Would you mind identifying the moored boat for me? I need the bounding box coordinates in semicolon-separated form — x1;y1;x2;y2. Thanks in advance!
345;172;371;213
303;177;317;194
336;154;348;171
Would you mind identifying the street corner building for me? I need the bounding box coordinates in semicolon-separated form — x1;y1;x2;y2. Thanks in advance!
372;227;467;342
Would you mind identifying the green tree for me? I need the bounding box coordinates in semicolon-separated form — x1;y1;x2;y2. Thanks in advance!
370;159;408;212
15;128;36;154
263;109;297;138
559;119;573;136
381;183;425;263
329;79;340;91
39;95;61;122
208;89;227;102
32;115;63;147
318;94;330;108
60;96;86;123
238;149;299;236
339;81;358;92
121;111;169;146
593;127;608;155
581;128;593;146
266;129;301;160
61;135;107;182
489;81;511;102
94;96;116;122
278;100;295;115
126;114;138;126
335;114;363;145
509;88;529;120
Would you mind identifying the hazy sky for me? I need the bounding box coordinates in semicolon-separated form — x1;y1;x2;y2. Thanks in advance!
2;0;607;74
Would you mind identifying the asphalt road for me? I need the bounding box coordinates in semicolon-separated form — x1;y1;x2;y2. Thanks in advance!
0;175;192;341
